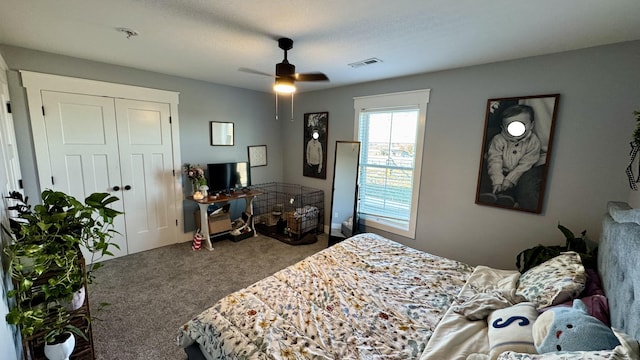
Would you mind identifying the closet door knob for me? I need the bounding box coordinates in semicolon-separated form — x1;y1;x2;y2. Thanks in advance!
113;186;121;191
124;185;132;190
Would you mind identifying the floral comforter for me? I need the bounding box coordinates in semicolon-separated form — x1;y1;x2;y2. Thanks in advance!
177;233;474;359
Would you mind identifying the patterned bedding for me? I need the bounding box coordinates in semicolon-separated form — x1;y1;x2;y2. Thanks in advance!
177;233;474;359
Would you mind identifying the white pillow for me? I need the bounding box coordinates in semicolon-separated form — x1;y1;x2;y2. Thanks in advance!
487;302;538;360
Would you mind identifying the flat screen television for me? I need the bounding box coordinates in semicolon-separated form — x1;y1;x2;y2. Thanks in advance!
207;162;251;193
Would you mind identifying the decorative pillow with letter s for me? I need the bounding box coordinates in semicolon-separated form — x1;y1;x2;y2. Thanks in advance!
532;299;620;353
487;302;539;360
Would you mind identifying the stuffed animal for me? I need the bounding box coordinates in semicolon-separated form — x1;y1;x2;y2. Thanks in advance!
532;299;620;353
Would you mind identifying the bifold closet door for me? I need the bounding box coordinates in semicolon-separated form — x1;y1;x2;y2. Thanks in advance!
114;98;177;253
41;91;178;258
41;91;128;259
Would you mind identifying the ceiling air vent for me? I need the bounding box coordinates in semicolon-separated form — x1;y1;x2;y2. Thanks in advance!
348;58;383;68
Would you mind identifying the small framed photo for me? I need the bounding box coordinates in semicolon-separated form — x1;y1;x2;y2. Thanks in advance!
248;145;267;167
475;94;560;213
210;121;234;146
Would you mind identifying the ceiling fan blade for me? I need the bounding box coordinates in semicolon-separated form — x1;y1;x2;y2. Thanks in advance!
238;67;274;77
295;72;329;82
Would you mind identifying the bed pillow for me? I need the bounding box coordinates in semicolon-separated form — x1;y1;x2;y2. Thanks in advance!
516;252;586;309
487;302;538;360
496;328;640;360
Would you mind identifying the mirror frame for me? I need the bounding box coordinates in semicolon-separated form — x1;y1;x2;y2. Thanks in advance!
328;141;361;246
210;121;234;146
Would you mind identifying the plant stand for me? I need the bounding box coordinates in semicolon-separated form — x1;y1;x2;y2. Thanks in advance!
20;257;95;360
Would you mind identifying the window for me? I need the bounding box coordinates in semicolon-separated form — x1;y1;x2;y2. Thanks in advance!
354;90;430;239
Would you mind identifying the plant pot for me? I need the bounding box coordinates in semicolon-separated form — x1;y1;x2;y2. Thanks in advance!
17;254;38;273
59;287;85;311
44;332;75;360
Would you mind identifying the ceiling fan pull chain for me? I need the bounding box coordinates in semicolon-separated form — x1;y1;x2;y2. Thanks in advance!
290;92;294;122
275;93;279;120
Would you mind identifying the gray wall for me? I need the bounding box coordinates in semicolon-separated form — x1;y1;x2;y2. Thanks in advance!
0;45;282;234
2;41;640;270
284;40;640;269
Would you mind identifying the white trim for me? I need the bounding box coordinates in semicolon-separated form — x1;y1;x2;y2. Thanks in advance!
19;70;184;239
0;53;8;82
353;89;430;109
353;89;430;239
0;51;22;360
20;71;179;103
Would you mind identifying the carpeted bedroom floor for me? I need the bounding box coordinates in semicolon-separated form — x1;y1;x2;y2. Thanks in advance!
88;233;328;359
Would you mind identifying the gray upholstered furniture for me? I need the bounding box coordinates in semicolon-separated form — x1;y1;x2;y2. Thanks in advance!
599;201;640;342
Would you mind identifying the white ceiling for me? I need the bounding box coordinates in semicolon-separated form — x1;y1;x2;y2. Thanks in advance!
1;0;640;93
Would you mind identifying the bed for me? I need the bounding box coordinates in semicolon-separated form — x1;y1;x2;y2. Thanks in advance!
177;201;640;359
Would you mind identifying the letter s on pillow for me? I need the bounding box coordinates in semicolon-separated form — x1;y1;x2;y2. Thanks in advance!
487;302;538;360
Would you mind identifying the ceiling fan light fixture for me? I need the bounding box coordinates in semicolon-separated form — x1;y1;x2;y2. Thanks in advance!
274;78;296;94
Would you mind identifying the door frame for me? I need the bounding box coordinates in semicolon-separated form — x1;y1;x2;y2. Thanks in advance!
0;50;22;360
0;57;23;200
20;71;183;238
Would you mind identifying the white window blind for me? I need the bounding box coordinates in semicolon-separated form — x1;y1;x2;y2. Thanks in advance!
358;108;417;224
354;90;429;239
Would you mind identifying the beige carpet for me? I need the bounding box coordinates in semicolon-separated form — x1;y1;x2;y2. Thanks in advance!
88;233;327;359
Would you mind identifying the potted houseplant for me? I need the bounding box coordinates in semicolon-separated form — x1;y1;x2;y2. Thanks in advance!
42;306;87;360
3;189;122;358
515;223;598;273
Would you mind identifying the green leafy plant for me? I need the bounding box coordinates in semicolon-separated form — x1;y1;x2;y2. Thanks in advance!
3;190;122;344
7;190;122;281
516;223;598;273
4;298;88;344
43;306;88;345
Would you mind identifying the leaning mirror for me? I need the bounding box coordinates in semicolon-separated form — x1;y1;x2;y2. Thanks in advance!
329;141;361;246
210;121;234;146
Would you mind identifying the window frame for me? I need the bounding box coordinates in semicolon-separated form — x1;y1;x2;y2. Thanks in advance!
353;89;430;239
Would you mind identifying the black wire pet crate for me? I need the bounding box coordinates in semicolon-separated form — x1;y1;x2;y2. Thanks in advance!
250;182;324;245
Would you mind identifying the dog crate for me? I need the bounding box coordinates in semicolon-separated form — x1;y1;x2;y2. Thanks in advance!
250;182;324;244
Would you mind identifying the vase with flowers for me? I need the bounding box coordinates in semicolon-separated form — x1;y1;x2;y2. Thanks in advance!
183;163;207;196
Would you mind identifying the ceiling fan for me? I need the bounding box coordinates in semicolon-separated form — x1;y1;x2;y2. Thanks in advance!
240;37;329;94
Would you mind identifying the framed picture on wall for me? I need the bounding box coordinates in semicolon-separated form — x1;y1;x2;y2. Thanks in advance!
248;145;267;167
475;94;560;213
303;112;328;179
210;121;234;146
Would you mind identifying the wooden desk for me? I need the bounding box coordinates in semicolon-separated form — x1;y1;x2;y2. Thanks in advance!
187;190;263;251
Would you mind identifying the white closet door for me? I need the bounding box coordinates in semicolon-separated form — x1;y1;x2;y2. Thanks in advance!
115;98;177;253
41;90;128;259
0;79;22;201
